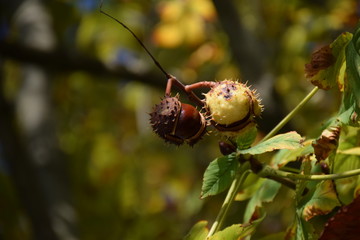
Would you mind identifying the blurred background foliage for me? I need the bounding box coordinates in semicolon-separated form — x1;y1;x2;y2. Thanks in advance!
0;0;359;239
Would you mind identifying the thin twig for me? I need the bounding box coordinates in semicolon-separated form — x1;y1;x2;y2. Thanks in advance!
99;1;206;107
207;163;251;237
260;165;360;181
262;86;319;142
99;0;170;79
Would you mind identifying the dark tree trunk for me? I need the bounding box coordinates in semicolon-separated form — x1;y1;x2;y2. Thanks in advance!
0;0;78;239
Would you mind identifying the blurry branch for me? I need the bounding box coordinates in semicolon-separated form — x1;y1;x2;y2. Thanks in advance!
0;40;166;88
211;0;289;134
211;0;268;81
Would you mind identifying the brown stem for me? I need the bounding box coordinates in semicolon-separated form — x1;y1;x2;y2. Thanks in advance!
185;81;216;92
100;2;170;79
165;76;204;107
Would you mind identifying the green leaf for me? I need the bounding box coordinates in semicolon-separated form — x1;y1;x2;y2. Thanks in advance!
209;224;250;240
235;174;262;201
243;179;281;222
305;32;352;90
271;139;314;169
331;32;353;90
183;221;208;240
338;26;360;126
236;126;257;150
295;212;306;240
302;180;341;221
295;155;312;203
295;181;324;240
209;213;265;240
338;147;360;155
238;131;303;155
335;161;360;205
201;155;238;198
334;126;360;204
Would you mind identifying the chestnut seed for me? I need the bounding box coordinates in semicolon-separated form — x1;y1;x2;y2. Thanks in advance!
204;80;263;137
150;96;207;146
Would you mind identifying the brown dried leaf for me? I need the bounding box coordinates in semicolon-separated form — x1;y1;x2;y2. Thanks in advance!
319;196;360;240
312;126;341;162
304;32;352;91
305;45;334;80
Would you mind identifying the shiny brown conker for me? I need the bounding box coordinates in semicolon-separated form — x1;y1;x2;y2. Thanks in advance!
150;96;206;146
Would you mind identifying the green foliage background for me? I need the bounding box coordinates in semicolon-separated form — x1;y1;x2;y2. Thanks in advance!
0;0;358;239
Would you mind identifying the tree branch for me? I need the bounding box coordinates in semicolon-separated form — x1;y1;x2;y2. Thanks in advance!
0;40;167;89
211;0;267;81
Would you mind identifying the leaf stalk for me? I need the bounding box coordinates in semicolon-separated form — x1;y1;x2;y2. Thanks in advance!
207;163;251;237
260;165;360;181
262;86;319;142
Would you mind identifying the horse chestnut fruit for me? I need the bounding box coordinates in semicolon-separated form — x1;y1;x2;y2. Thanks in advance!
204;80;262;137
150;96;207;146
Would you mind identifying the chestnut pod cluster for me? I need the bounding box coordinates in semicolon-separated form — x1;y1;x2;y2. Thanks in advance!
149;96;206;146
150;80;263;146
